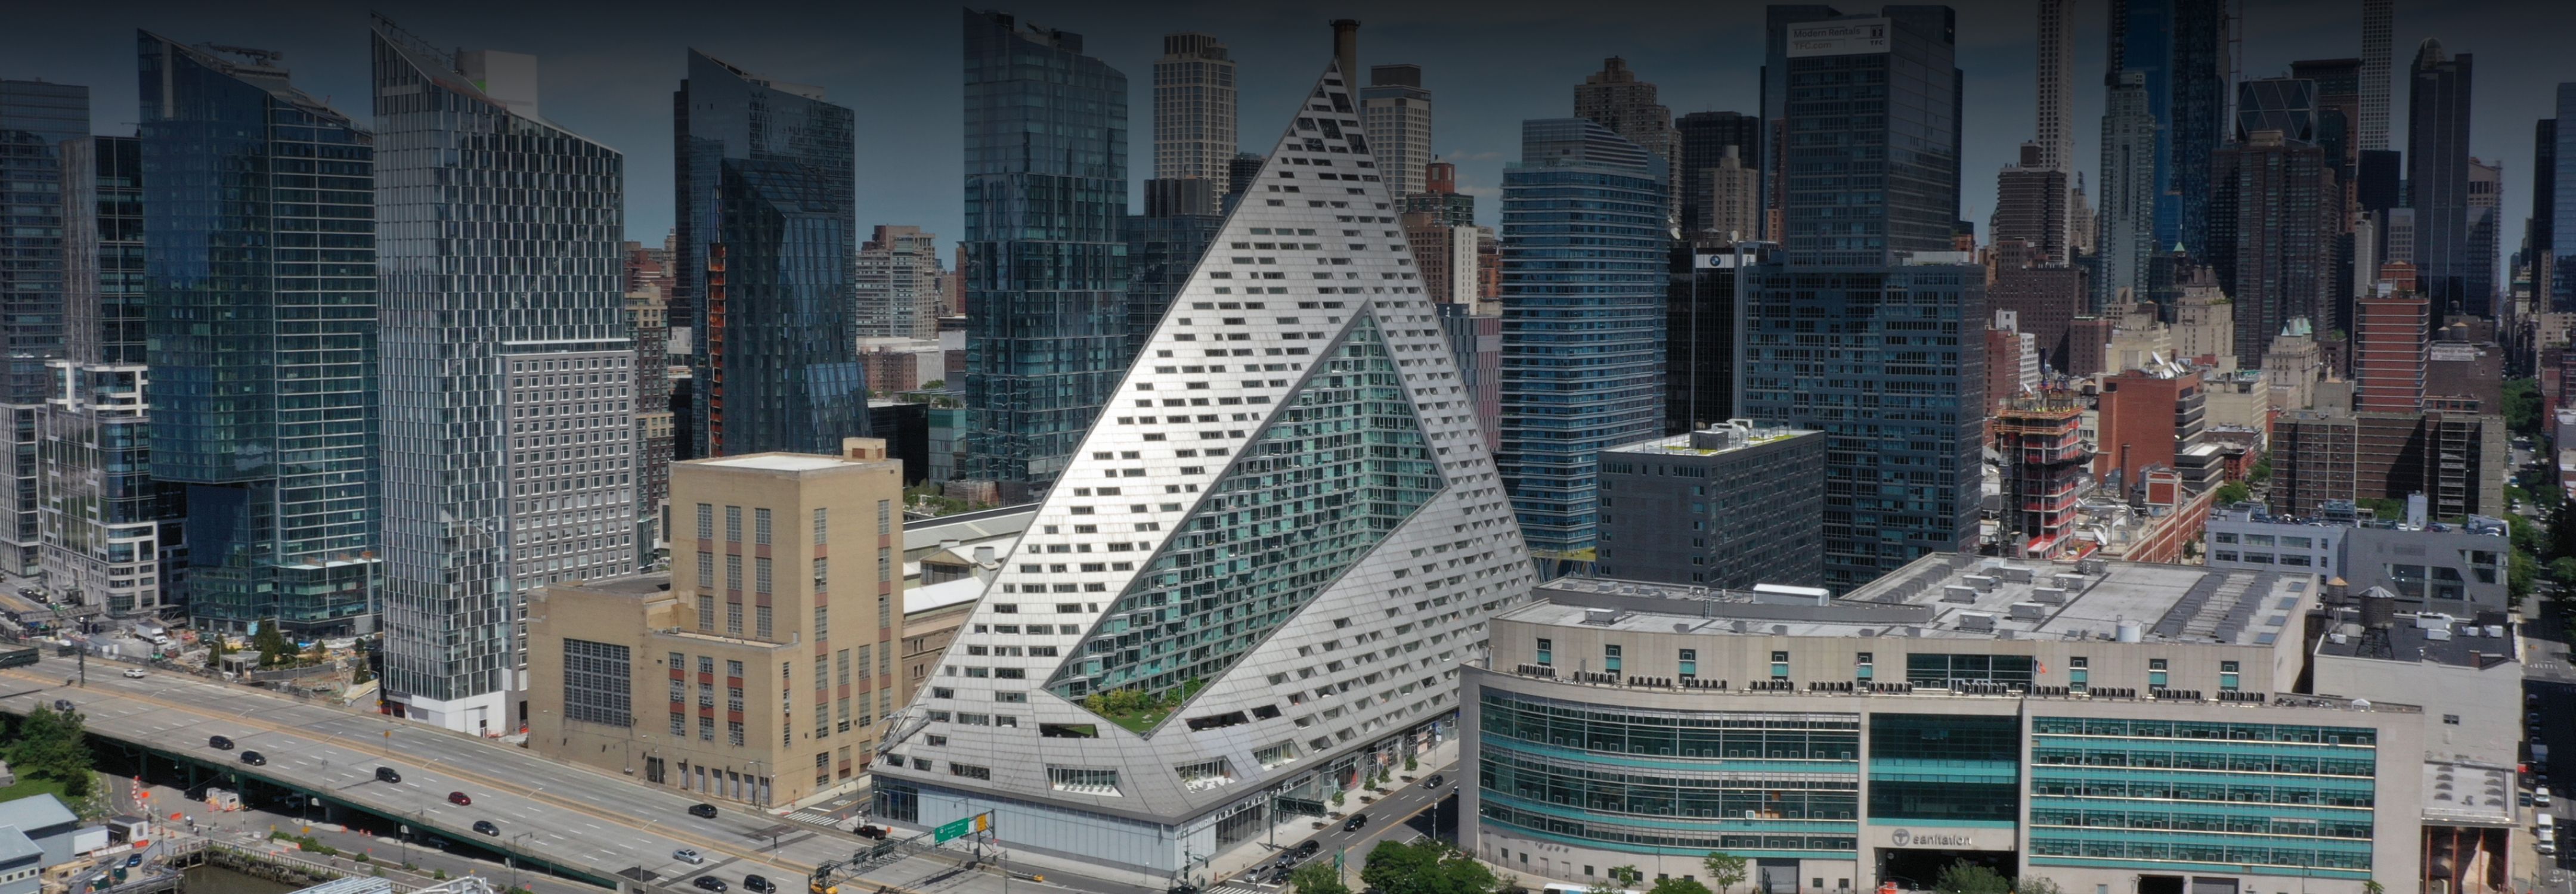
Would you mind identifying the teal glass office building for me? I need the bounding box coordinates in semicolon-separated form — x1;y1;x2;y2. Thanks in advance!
137;33;379;635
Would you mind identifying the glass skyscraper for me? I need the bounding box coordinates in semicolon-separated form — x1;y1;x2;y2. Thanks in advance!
1497;118;1668;560
0;80;88;576
137;34;379;635
961;9;1129;500
373;17;639;732
676;50;868;458
42;134;163;619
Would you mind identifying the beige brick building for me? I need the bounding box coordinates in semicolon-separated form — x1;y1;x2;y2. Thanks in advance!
527;439;905;806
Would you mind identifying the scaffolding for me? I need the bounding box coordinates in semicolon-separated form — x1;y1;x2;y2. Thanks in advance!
1994;392;2089;559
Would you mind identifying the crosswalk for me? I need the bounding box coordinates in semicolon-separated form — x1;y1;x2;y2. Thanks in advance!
1212;882;1275;894
787;809;843;828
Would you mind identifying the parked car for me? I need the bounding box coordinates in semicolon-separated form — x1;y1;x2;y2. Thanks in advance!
51;699;72;712
673;849;706;865
374;766;401;784
240;751;267;766
208;735;233;750
1343;813;1369;832
121;668;147;679
472;821;500;837
688;803;719;819
448;791;472;806
125;854;143;868
744;876;775;893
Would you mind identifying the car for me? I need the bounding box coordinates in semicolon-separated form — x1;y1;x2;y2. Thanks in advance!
1167;884;1198;894
673;848;706;865
1423;773;1444;789
448;791;472;806
208;735;233;750
374;766;401;784
240;751;267;766
853;825;887;840
688;803;719;819
473;820;500;837
124;854;143;868
691;878;728;893
744;876;775;893
51;699;72;712
2543;786;2557;807
1343;814;1368;832
1296;840;1321;858
2525;791;2538;806
121;668;147;679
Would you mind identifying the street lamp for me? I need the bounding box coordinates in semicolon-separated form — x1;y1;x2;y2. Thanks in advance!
511;831;536;892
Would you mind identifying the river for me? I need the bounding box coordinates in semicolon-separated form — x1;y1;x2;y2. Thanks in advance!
179;863;302;894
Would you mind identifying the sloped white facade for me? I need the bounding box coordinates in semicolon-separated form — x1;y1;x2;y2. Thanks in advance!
869;60;1532;877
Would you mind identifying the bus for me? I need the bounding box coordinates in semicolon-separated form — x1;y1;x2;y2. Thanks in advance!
0;644;36;669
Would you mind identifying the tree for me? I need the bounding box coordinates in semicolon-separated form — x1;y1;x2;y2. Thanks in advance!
1593;866;1644;894
1699;852;1748;894
2213;482;2252;505
2506;378;2543;436
2247;453;2273;485
5;703;95;797
2512;550;2540;604
1933;862;2010;894
2012;878;2064;894
1360;840;1497;894
1290;862;1352;894
1649;879;1713;894
253;623;295;668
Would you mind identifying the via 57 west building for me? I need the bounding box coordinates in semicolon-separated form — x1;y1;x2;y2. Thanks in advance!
870;59;1534;882
1465;555;2522;894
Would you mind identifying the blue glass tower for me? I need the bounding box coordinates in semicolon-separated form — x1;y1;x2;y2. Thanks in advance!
1498;118;1668;559
137;33;380;636
1744;7;1984;591
0;79;88;576
2550;84;2575;310
677;50;868;458
961;9;1129;500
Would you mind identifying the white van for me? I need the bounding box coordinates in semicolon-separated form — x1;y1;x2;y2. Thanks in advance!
2539;786;2555;808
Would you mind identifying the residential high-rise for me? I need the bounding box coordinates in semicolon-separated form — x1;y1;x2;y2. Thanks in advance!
2354;284;2428;412
137;35;379;635
2209;127;2340;370
2360;0;2394;151
526;439;906;807
2035;0;2075;172
1594;422;1825;588
626;290;673;544
869;60;1532;881
42;135;162;619
1574;58;1679;230
1994;392;2087;558
1361;64;1432;201
2408;41;2476;315
854;225;943;340
1123;182;1223;359
1744;5;1983;591
1995;142;2072;265
1401;160;1475;227
1150;32;1234;215
373;17;639;732
2168;0;2231;256
1674;110;1758;236
1400;210;1478;306
2542;85;2573;311
1776;8;1961;266
0;80;86;577
1700;147;1761;243
961;10;1129;500
676;49;868;458
2468;158;2501;315
1499;119;1669;559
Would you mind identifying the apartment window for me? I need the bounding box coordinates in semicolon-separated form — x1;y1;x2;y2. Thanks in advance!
1602;644;1621;673
816;752;831;786
2219;660;2240;692
561;639;632;728
1677;649;1697;678
815;604;829;640
697;551;714;588
728;686;745;712
755;508;772;545
814;557;829;590
726;555;743;591
950;763;992;781
1535;638;1552;666
880;594;892;628
2069;656;2089;693
757;606;773;639
671;711;686;736
2148;658;2169;690
1771;650;1790;681
696;504;714;539
699;715;715;741
726;601;744;636
837;650;852;685
1046;766;1120;795
726;506;742;542
727;720;745;746
756;557;773;594
879;547;893;582
699;656;714;675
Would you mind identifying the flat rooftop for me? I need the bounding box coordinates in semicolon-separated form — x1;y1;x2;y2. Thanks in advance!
693;454;862;472
2315;606;2518;669
562;573;674;598
1605;424;1818;457
1512;554;2312;646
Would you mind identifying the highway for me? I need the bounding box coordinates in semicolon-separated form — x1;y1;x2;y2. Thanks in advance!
0;654;843;893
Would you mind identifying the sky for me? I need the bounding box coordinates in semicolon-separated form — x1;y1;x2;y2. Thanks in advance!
8;0;2572;269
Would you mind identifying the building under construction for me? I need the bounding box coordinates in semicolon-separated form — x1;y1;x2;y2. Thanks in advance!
1994;392;2089;558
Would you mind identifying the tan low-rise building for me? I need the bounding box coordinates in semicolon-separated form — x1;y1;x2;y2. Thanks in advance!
527;439;905;808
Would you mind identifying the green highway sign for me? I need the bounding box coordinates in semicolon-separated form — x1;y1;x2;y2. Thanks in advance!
934;812;990;843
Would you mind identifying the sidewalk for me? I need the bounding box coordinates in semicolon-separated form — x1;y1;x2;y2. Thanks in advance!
1202;736;1463;885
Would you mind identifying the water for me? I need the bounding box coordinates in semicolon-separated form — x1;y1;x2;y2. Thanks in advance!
180;864;301;894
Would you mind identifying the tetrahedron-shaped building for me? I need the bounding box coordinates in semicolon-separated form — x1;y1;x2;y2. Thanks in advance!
869;60;1533;880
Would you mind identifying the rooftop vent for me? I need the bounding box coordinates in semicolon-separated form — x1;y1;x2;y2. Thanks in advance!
1582;608;1623;626
2009;602;2048;621
1964;575;2000;591
1957;612;1996;632
1942;585;1979;604
2030;587;2068;604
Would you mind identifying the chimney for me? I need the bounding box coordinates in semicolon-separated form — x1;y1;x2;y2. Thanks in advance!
1331;20;1360;83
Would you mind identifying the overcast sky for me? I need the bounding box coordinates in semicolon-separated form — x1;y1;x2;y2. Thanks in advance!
9;0;2571;268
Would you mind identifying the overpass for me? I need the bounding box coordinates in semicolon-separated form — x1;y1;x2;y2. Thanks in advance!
0;654;841;892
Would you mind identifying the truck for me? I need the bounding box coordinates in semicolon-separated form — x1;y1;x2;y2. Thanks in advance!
0;643;36;669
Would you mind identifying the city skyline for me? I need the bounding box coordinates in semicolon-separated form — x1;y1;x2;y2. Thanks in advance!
10;0;2569;264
